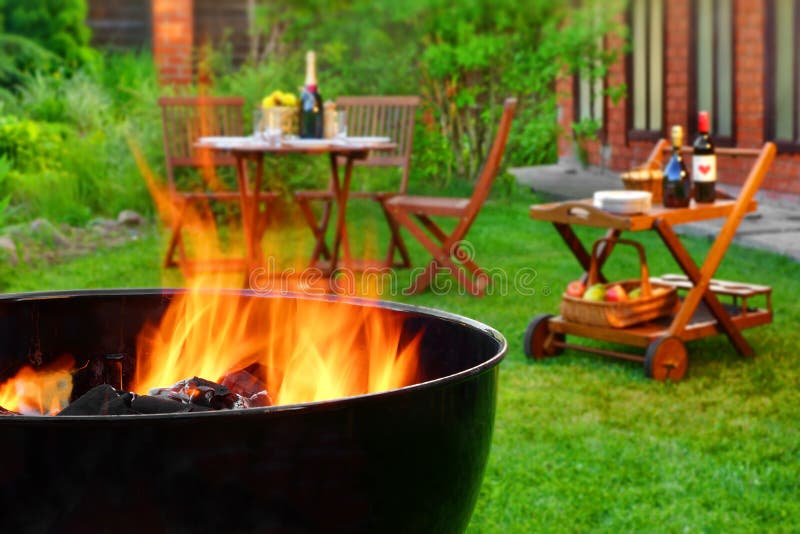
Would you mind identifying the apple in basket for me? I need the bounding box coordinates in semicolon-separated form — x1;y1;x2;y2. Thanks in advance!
605;284;628;302
583;284;606;302
566;280;586;298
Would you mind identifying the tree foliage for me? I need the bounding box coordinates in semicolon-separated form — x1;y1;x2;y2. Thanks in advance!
240;0;624;185
0;0;93;68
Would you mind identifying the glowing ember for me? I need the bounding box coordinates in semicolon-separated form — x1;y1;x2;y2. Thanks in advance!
0;355;74;415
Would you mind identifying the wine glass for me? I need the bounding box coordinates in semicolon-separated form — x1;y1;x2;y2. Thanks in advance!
336;110;348;141
253;108;265;139
263;107;283;146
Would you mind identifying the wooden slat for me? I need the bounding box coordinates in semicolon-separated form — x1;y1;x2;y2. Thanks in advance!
651;274;772;297
530;198;758;230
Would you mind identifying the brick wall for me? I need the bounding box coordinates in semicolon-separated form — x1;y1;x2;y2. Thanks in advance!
558;0;800;200
152;0;194;85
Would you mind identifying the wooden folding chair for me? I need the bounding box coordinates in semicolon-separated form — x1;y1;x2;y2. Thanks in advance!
294;95;420;268
383;98;517;297
158;96;278;269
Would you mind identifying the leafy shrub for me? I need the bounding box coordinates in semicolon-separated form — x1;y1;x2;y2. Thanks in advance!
0;33;60;90
0;116;70;170
0;0;94;69
238;0;623;188
15;72;68;123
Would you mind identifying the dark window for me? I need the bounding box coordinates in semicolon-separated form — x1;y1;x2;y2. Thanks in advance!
690;0;735;145
765;0;800;151
627;0;664;141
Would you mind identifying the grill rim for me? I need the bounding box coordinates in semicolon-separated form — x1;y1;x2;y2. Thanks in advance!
0;288;507;423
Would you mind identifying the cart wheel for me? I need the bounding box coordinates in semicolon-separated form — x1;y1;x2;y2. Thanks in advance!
523;314;564;360
644;336;688;381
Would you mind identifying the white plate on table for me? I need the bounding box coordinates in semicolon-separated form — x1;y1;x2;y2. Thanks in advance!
593;190;652;214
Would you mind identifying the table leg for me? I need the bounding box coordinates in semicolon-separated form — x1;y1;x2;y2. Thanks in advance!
553;224;619;284
654;219;754;356
328;152;355;273
235;154;268;270
235;154;255;267
249;154;266;266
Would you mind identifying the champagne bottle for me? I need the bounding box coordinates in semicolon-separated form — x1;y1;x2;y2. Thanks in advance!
662;125;691;208
299;51;324;139
692;111;716;203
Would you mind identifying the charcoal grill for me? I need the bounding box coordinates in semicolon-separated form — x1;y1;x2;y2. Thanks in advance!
0;289;506;533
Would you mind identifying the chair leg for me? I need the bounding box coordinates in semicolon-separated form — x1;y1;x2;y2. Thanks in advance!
381;202;412;268
253;196;274;244
417;214;449;243
164;201;187;268
404;259;439;295
451;241;490;292
297;195;333;263
389;208;487;296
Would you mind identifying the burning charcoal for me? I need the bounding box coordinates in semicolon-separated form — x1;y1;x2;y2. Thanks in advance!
130;395;193;414
149;376;239;410
58;384;136;416
0;405;18;416
221;365;273;406
221;367;267;398
246;391;271;408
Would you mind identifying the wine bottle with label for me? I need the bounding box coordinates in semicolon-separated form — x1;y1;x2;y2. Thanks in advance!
662;125;692;208
692;111;716;203
299;51;324;138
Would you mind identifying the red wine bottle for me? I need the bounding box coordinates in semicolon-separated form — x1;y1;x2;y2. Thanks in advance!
692;111;716;203
662;125;691;208
299;51;324;139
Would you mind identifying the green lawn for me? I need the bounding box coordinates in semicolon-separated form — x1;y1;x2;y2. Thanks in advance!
4;189;800;532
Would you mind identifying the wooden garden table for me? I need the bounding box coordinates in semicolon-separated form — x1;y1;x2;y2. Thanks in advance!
199;138;395;276
525;142;777;380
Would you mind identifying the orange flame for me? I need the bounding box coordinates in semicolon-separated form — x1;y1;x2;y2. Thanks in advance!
126;130;421;406
1;130;422;413
0;355;74;415
134;292;421;405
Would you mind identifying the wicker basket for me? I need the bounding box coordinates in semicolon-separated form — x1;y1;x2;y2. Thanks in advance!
560;238;678;328
621;167;663;204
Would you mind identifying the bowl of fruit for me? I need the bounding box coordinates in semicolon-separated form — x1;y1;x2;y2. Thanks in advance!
560;238;678;328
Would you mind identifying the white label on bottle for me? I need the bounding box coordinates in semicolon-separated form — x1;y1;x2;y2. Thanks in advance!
693;154;717;183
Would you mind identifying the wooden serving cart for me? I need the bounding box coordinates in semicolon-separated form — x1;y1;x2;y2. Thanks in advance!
524;141;777;380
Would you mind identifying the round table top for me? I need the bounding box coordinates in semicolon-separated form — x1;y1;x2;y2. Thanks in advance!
196;136;395;155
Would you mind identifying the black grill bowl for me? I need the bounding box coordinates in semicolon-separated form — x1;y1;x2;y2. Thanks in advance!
0;290;506;533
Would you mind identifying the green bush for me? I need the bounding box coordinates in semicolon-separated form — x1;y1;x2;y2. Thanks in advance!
0;2;624;230
0;51;161;226
0;0;94;69
0;115;70;170
238;0;624;186
0;33;60;90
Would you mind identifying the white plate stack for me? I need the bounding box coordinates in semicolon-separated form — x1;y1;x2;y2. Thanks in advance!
592;190;652;214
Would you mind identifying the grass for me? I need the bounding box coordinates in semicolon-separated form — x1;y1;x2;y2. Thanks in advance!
3;187;800;532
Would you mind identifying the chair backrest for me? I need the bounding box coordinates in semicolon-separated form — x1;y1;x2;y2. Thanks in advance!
335;95;420;193
158;96;245;189
466;98;518;215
